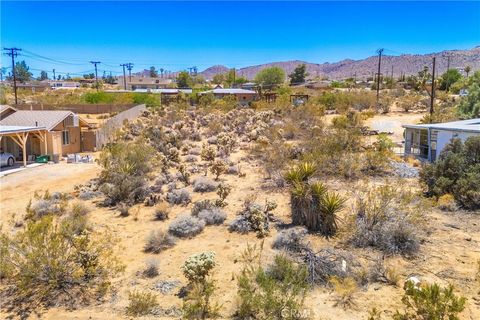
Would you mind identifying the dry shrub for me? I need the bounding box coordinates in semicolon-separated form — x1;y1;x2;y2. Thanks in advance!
25;190;69;220
193;177;218;193
126;290;158;316
144;230;176;253
437;194;457;211
143;258;160;278
154;202;170;221
346;184;421;256
229;200;277;238
197;208;227;225
0;215;123;311
235;244;309;320
272;227;308;253
302;247;358;285
166;188;191;205
329;276;358;308
168;215;205;238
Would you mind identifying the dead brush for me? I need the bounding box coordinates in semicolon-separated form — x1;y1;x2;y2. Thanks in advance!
329;276;358;308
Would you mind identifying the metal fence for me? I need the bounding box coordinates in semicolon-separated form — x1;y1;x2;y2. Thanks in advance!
95;104;147;148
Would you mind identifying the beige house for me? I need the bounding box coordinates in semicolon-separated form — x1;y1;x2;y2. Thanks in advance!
0;110;93;160
198;88;257;105
117;76;173;90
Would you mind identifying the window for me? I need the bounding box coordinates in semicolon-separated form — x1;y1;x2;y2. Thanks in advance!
62;130;70;145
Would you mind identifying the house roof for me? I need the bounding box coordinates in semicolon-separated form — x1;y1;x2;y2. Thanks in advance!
0;105;16;114
403;118;480;133
0;110;89;131
200;88;257;95
0;125;47;135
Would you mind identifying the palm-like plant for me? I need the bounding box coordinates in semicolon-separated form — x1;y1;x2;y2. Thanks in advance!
284;162;316;184
318;192;346;238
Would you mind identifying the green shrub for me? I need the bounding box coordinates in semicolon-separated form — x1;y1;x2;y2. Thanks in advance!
126;290;159;316
394;281;466;320
235;244;310;320
420;136;480;210
97;139;156;205
181;252;220;319
0;215;122;308
83;91;114;104
182;252;216;284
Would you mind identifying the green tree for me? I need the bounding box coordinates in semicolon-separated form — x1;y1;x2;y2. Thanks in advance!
458;71;480;118
83;73;95;79
254;67;285;87
224;69;247;87
177;71;193;88
464;65;471;78
439;69;462;91
149;66;158;78
288;64;308;85
13;60;32;83
38;70;49;81
212;73;224;85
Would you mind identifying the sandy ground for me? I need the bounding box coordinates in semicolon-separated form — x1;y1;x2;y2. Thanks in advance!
1;111;479;319
0;161;100;223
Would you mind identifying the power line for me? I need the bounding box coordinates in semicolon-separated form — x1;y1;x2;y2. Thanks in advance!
3;47;21;105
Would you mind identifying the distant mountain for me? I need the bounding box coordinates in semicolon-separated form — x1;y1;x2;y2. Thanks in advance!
199;47;480;80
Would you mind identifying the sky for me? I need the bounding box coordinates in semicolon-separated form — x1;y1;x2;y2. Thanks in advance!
1;1;479;77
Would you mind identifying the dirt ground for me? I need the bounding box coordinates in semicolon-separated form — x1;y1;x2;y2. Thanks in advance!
0;111;479;320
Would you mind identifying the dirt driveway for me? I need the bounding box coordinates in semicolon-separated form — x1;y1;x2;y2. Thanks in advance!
0;162;100;223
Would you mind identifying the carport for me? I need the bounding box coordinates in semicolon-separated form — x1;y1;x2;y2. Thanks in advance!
0;125;47;167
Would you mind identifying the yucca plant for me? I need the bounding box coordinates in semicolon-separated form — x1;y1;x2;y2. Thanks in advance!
318;192;346;238
284;162;317;184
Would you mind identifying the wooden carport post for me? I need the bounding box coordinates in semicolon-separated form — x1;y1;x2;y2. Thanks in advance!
32;130;48;155
9;132;29;167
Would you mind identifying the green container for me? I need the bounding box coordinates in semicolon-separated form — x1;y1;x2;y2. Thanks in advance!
35;155;50;163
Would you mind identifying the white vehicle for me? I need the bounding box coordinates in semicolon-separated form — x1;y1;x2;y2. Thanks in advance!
0;151;15;167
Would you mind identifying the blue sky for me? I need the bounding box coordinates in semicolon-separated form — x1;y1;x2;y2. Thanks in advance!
1;1;479;77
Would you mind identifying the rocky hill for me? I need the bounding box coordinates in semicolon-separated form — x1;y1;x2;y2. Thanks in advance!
200;47;480;80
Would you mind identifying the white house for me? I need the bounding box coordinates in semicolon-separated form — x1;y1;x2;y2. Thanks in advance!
403;118;480;162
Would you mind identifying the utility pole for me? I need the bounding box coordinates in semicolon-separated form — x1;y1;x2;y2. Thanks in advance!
391;65;394;79
376;48;384;106
53;68;56;81
3;47;21;105
120;63;127;90
90;61;101;91
126;63;133;82
429;57;436;119
444;53;452;92
232;68;236;88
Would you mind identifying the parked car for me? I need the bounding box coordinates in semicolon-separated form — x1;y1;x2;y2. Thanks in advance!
0;152;15;167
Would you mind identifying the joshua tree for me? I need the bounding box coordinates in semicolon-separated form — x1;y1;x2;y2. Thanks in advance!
464;65;471;78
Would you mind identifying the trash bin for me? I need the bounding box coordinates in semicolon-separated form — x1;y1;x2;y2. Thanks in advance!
35;155;49;163
52;154;60;163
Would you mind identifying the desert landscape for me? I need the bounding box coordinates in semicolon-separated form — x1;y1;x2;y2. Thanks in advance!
1;1;479;319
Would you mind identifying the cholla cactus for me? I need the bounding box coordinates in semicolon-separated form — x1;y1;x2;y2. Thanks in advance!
182;252;216;284
216;132;236;156
210;160;227;181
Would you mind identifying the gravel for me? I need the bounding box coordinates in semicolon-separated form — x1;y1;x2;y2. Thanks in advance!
390;161;419;178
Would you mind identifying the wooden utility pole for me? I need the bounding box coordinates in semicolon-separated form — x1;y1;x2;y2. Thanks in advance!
126;63;133;82
52;68;56;80
3;47;21;105
376;48;384;106
232;68;236;88
90;61;101;91
429;57;436;119
120;63;127;90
